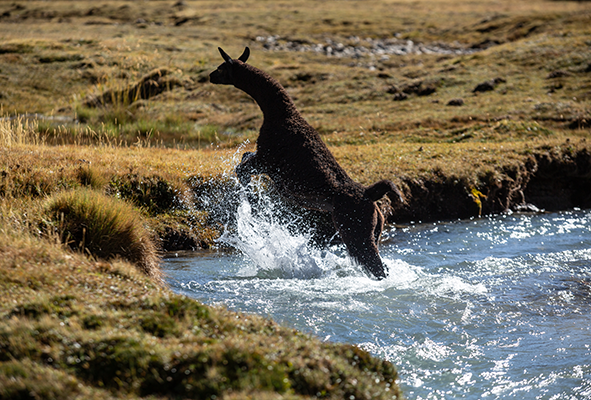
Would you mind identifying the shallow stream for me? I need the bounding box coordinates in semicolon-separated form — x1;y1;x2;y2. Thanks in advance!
164;189;591;399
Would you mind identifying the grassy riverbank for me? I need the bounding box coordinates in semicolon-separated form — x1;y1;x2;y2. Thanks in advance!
1;0;590;398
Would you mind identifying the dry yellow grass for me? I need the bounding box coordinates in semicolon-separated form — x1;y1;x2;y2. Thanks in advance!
1;1;590;397
46;188;162;280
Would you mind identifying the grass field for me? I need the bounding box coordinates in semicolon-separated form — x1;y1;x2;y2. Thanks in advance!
1;0;590;398
1;0;589;144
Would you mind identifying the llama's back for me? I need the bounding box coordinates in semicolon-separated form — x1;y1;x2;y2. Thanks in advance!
257;116;359;210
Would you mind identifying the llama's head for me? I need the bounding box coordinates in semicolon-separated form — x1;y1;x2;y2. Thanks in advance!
209;47;250;85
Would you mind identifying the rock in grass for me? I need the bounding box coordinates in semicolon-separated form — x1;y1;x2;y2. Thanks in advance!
447;98;465;106
473;80;496;93
45;188;161;281
473;77;506;93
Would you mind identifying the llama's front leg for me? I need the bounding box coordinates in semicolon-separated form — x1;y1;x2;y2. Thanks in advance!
236;151;260;187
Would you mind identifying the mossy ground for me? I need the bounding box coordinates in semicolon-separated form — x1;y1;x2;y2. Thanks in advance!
1;0;591;398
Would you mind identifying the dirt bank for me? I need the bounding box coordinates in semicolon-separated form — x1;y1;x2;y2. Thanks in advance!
389;147;591;224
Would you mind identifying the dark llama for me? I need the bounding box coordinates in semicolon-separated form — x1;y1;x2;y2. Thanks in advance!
210;47;404;279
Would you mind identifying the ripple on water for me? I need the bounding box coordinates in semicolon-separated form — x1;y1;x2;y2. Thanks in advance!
165;196;591;398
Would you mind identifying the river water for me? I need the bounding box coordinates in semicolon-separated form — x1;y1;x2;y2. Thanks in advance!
163;188;591;399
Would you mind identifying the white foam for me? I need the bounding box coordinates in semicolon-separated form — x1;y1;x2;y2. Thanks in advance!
219;196;487;303
220;198;325;279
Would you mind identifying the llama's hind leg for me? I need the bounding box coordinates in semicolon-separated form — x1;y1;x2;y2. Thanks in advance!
373;206;385;245
333;200;388;279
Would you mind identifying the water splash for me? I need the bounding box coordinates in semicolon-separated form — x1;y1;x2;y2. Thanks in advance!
195;146;348;279
194;146;497;294
219;197;326;279
215;184;490;297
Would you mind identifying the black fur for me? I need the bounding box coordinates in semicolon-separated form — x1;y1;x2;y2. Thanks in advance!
210;47;403;279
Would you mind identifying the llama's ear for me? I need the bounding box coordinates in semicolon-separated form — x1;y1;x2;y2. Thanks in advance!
218;47;233;64
238;47;250;63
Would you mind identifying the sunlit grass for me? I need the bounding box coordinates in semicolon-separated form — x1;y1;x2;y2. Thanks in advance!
1;0;590;397
0;115;43;147
0;0;588;146
45;188;162;280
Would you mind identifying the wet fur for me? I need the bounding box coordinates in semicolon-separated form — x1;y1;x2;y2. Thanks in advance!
210;47;403;279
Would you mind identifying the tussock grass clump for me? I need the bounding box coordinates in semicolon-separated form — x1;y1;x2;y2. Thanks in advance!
76;165;107;189
45;188;161;281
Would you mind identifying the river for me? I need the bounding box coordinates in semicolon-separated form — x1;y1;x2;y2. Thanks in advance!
163;188;591;399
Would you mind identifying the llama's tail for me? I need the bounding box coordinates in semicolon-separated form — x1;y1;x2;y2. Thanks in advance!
365;179;404;206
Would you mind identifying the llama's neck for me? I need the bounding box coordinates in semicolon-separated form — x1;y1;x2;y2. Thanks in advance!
233;63;298;122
